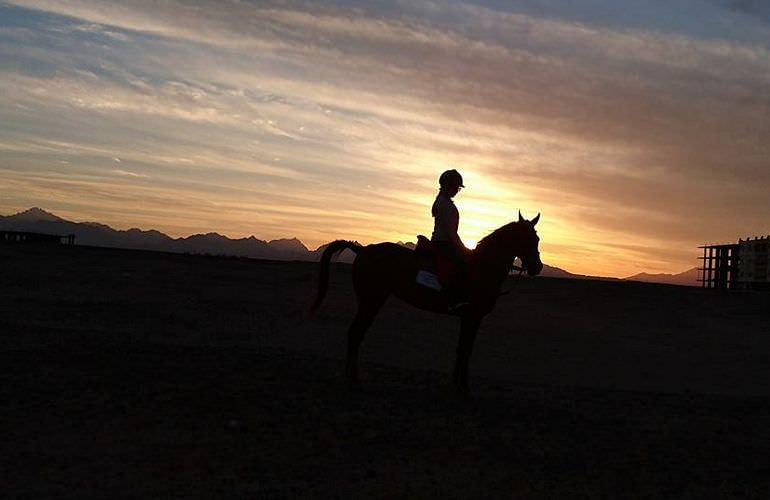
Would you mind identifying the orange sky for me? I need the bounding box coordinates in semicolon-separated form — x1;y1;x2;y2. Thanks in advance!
1;1;769;277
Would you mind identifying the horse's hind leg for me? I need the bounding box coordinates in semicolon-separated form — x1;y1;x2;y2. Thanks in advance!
346;298;385;387
453;314;481;393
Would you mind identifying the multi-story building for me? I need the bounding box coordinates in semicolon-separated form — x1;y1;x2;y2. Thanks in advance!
738;236;770;288
699;235;770;290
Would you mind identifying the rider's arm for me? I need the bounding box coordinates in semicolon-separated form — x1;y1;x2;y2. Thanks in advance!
450;231;468;252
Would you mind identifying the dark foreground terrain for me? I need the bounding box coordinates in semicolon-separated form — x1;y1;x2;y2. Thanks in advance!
3;244;770;498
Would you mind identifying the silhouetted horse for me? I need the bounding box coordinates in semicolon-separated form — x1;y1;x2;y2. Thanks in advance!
310;212;542;393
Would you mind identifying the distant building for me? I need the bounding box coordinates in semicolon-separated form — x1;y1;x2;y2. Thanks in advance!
0;231;76;245
738;236;770;287
699;235;770;290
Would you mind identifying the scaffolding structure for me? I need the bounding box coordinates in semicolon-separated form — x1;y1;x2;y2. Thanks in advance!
698;243;740;289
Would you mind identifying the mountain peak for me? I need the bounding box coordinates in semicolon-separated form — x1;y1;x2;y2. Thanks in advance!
268;237;308;252
9;207;67;222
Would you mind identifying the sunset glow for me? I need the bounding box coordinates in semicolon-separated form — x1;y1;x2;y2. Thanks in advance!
2;1;769;277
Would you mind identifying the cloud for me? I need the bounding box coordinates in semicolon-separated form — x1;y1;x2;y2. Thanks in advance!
721;0;770;24
1;0;769;275
113;169;146;178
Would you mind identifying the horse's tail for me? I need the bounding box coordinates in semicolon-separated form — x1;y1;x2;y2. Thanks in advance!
309;240;362;316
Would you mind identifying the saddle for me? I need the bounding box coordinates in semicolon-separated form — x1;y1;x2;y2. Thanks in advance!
415;235;457;289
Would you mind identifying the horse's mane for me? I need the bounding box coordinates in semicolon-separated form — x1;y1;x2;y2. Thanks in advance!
475;221;519;251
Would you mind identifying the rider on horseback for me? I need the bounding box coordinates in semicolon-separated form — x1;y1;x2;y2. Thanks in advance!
311;186;543;391
431;169;471;309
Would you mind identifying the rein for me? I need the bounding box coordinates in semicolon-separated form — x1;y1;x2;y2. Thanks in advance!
498;262;526;297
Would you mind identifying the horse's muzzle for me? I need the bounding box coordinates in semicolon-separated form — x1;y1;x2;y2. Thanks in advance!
526;262;543;276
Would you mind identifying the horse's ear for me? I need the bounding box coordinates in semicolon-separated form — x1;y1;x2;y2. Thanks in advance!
518;210;524;223
532;213;540;226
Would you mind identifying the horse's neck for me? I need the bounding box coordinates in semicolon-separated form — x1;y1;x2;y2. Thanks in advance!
475;256;511;284
471;241;515;289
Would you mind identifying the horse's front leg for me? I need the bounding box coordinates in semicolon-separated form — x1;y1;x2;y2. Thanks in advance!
453;314;481;393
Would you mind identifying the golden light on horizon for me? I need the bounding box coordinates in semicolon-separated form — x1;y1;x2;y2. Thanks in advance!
2;1;768;278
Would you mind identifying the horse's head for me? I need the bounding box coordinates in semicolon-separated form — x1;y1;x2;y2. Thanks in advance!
515;211;543;276
475;211;543;276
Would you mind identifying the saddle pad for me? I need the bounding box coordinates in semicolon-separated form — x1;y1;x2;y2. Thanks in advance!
416;270;442;291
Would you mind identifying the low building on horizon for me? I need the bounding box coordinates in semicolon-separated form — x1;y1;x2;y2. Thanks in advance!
1;230;76;246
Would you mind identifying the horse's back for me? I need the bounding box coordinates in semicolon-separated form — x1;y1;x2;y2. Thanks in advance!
360;241;414;258
353;241;452;312
352;242;417;286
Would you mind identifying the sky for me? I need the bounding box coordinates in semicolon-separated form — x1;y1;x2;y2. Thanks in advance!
1;0;769;277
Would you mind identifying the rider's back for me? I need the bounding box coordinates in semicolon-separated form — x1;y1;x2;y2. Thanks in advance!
431;193;459;242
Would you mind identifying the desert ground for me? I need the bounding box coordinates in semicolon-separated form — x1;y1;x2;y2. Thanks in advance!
3;243;770;498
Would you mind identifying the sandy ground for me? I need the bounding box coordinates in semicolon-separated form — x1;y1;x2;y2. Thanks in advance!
3;243;770;498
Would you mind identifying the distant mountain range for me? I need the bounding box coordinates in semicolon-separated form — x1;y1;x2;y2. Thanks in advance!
1;208;695;285
1;207;326;261
624;268;699;287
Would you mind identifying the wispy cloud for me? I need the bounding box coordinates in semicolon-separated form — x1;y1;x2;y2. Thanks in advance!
113;169;145;178
1;0;768;275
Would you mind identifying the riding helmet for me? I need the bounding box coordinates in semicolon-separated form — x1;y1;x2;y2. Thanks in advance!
439;169;464;189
